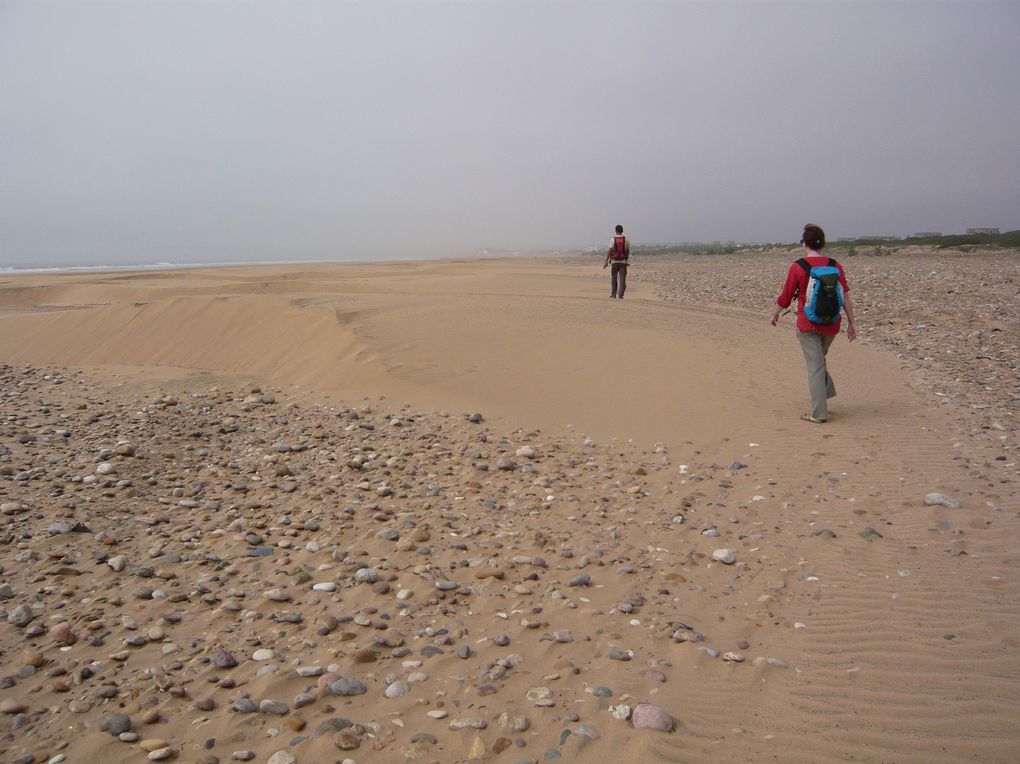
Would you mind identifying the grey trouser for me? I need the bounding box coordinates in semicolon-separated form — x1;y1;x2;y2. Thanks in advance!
611;262;628;297
797;330;837;420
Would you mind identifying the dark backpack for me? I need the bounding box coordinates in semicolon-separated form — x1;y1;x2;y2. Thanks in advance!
796;257;843;324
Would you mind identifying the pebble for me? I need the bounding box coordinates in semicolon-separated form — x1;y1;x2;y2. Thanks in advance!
99;712;133;735
712;548;736;564
496;711;529;732
355;568;380;584
385;681;410;698
609;704;632;720
526;686;552;702
294;692;316;708
7;604;36;627
211;649;238;669
107;555;127;572
266;753;296;764
449;717;487;730
0;354;1003;764
330;677;368;696
1;699;27;714
259;699;289;715
632;703;673;731
924;492;961;508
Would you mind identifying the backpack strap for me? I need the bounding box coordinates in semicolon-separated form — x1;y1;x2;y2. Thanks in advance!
827;257;837;267
795;257;810;274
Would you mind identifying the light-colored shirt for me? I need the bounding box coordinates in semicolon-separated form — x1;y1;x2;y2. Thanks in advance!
607;235;630;262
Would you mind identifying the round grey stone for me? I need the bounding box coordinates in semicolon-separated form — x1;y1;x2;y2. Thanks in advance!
354;568;380;584
231;698;257;713
98;712;132;736
7;604;36;627
330;677;367;696
259;699;289;715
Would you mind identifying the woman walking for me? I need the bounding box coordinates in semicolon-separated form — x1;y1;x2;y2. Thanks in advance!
770;223;857;422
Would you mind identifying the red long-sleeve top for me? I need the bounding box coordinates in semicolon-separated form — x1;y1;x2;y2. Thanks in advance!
775;253;850;335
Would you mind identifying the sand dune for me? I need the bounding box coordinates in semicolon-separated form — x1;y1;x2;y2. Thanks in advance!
0;255;1016;763
0;258;918;448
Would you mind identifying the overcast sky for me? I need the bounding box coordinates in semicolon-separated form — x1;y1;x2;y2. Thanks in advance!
2;1;1018;266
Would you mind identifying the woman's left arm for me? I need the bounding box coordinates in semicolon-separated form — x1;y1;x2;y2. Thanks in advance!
843;293;857;341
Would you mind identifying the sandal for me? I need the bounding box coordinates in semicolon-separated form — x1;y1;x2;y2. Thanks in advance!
800;414;827;424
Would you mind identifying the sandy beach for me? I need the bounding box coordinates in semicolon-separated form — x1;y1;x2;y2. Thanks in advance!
0;251;1017;764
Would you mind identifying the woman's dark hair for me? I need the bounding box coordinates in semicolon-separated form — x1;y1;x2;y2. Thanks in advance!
802;223;825;250
615;225;624;234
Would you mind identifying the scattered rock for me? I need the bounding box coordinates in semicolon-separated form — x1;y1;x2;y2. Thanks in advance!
924;492;961;508
632;703;673;731
712;549;736;564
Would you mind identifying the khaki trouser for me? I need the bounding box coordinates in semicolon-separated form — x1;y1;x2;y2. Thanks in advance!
797;330;837;420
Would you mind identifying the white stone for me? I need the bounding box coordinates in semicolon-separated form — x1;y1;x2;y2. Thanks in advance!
924;492;961;508
610;703;632;720
712;548;736;564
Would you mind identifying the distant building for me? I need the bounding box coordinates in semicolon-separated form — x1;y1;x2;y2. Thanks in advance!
914;232;942;238
966;227;1000;235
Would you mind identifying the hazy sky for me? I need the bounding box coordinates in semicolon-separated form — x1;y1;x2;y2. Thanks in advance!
2;1;1019;266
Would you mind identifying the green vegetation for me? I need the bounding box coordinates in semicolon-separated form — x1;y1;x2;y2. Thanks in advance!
836;230;1020;249
617;230;1020;259
927;230;1020;248
633;242;785;256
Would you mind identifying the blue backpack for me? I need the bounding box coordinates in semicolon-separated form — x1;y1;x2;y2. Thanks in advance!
797;257;843;324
